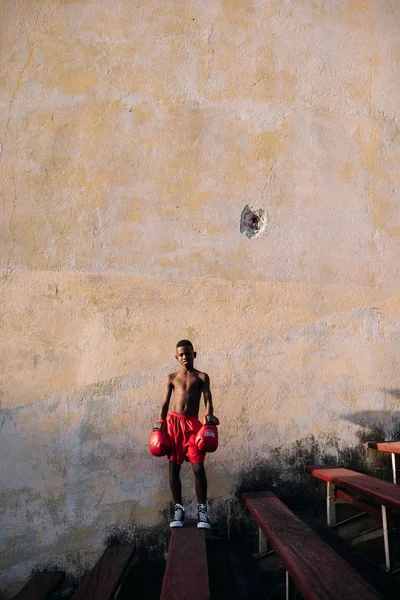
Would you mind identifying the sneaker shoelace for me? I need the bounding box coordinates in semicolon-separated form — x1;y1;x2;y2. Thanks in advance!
173;504;184;521
198;504;208;522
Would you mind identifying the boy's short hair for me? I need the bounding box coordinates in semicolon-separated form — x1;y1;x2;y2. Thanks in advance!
176;339;193;349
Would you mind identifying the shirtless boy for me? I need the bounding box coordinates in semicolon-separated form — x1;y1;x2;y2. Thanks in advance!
153;340;217;529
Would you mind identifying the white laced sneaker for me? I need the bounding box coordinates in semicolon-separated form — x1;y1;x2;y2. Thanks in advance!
170;503;185;528
197;503;211;529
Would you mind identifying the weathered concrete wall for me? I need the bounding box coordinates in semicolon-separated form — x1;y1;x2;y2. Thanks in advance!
1;0;400;594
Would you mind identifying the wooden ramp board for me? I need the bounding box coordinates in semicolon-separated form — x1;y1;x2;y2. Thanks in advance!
71;544;134;600
12;571;64;600
305;465;400;512
160;521;210;600
365;441;400;453
243;491;383;600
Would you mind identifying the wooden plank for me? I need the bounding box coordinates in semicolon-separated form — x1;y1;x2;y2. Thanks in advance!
335;488;383;523
71;544;134;600
305;465;400;512
160;521;209;600
12;572;64;600
364;441;400;454
243;491;383;600
334;488;400;530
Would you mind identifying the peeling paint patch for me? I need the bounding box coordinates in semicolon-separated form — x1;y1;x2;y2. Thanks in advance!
240;205;267;239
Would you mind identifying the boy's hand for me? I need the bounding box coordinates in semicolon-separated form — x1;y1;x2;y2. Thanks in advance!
205;414;219;426
153;419;166;431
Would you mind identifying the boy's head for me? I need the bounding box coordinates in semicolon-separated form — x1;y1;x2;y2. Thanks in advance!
175;340;196;368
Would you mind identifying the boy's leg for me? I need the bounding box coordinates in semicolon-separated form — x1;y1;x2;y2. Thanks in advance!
169;461;185;528
192;462;207;504
192;463;211;529
169;461;182;505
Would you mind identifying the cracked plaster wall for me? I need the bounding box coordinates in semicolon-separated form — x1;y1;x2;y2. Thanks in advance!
1;0;400;594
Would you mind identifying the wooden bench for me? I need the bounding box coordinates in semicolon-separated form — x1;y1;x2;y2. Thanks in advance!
305;465;400;571
12;571;64;600
364;441;400;483
243;491;383;600
71;543;135;600
365;442;400;453
160;521;209;600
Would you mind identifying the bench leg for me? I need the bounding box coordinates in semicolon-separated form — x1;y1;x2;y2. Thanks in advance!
258;527;268;554
327;482;336;526
392;453;397;484
254;527;275;560
285;571;297;600
382;505;392;572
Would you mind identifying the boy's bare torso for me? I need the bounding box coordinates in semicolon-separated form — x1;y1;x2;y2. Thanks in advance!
169;369;207;416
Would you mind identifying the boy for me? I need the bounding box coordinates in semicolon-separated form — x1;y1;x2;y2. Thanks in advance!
153;340;217;529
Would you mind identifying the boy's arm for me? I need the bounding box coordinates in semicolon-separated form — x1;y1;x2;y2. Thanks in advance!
202;373;214;416
158;374;173;421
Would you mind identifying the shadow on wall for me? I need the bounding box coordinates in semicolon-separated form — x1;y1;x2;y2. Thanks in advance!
343;409;400;442
24;411;400;571
105;411;400;548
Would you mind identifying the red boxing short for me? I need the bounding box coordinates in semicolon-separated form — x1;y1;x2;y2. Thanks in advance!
166;410;206;465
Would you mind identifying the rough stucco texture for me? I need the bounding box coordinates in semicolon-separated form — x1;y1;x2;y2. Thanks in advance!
1;0;400;593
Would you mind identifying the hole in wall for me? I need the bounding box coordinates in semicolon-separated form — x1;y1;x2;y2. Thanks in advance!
240;205;267;239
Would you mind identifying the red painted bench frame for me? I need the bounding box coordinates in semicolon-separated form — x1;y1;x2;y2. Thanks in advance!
12;572;64;600
364;441;400;484
365;442;400;453
243;491;382;599
305;465;400;571
71;544;135;600
160;521;210;600
305;465;400;511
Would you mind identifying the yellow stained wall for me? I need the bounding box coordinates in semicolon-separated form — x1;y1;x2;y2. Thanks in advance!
1;0;400;593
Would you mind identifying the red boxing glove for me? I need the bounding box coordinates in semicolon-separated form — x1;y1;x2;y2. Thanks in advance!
149;419;170;457
195;414;219;453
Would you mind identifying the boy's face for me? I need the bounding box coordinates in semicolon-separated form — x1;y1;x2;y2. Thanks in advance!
175;345;196;369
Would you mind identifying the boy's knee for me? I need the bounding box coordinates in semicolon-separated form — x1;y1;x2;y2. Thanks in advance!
192;462;205;475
